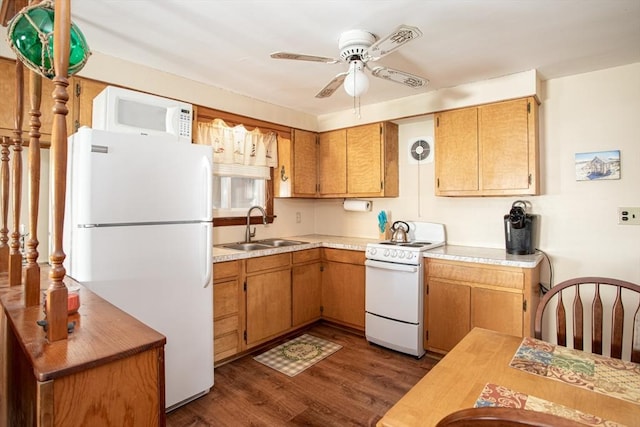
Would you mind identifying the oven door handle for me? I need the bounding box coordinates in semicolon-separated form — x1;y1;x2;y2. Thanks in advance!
365;259;419;273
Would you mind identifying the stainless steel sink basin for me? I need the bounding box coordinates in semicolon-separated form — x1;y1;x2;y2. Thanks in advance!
254;239;307;247
222;242;272;251
219;239;307;251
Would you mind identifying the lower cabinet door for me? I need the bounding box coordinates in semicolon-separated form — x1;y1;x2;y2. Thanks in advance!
472;287;523;337
427;280;471;353
292;262;322;326
246;268;291;346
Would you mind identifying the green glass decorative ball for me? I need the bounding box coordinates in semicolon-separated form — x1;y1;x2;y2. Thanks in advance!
7;2;90;79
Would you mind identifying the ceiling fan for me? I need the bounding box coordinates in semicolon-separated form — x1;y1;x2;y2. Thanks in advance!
270;24;428;99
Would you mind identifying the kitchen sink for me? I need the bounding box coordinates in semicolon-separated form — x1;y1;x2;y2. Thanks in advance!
220;239;307;251
222;242;272;251
255;239;307;247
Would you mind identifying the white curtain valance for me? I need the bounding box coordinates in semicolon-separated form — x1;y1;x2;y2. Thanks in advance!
197;119;278;179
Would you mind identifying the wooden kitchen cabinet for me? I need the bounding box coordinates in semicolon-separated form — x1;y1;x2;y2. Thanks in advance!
318;128;347;196
426;279;471;353
245;253;292;346
318;122;398;198
213;260;244;363
69;77;108;133
0;57;66;146
292;248;322;327
425;258;540;354
435;97;539;196
321;248;366;330
274;129;319;197
347;122;398;196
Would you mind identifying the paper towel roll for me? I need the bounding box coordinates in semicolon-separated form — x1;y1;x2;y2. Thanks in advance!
343;199;372;212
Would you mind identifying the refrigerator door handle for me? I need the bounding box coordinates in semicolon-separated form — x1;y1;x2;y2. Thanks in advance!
203;157;213;216
203;224;212;288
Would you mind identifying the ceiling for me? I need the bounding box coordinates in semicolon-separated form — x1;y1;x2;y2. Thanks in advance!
67;0;640;116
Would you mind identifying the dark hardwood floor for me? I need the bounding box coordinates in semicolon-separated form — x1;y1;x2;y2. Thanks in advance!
167;323;440;426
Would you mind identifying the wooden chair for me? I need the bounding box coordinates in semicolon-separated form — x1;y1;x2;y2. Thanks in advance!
534;276;640;362
436;407;585;427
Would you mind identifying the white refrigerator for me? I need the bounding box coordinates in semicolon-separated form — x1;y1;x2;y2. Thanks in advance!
63;127;214;411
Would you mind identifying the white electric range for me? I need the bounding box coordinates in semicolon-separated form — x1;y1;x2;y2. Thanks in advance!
364;222;446;357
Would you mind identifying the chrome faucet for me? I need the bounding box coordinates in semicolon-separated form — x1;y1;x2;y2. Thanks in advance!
245;205;267;242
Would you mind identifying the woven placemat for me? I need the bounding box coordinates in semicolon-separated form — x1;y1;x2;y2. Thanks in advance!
253;334;342;377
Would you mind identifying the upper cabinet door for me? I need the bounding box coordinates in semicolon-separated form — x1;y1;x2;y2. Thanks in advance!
70;77;109;133
480;98;533;192
292;129;319;197
347;123;383;195
435;107;479;193
318;128;347;196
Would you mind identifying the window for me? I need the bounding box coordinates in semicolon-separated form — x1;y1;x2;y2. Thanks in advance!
213;176;266;218
195;106;290;226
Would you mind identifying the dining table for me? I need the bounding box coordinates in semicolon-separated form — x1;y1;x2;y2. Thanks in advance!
377;327;639;427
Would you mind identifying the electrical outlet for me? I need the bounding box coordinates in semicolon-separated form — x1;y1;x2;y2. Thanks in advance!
618;207;640;225
296;212;301;223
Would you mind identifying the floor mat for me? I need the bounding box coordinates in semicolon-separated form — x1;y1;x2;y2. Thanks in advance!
253;334;342;377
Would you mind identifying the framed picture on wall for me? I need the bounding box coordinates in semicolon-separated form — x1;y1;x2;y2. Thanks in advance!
575;150;621;181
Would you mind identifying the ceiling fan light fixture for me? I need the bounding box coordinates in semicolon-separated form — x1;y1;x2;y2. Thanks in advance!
344;60;369;97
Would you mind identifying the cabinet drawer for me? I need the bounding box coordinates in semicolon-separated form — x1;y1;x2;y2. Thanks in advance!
246;253;290;273
214;280;239;318
429;260;523;289
292;248;321;264
215;332;239;358
323;248;365;264
214;315;239;337
214;260;240;280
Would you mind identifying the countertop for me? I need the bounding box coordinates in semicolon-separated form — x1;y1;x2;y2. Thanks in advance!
213;234;543;268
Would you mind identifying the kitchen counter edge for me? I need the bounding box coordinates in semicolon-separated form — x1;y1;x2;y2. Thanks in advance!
213;235;543;268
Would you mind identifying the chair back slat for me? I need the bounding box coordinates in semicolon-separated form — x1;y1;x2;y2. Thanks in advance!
592;283;603;355
611;287;624;359
572;287;583;350
534;277;640;362
556;292;567;346
632;306;640;363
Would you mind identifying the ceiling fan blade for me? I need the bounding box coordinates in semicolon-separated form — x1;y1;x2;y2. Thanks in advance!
315;72;348;98
370;66;428;89
365;25;423;60
270;51;339;64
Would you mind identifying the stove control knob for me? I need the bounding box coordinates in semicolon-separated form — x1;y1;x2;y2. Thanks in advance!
398;251;405;259
407;252;414;260
391;249;397;257
384;249;390;257
368;248;377;256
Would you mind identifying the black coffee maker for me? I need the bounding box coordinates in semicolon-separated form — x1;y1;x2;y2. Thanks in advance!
504;200;537;255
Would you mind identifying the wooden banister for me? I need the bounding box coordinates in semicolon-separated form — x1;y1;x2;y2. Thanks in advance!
45;0;71;341
8;60;24;287
24;69;42;307
0;136;10;272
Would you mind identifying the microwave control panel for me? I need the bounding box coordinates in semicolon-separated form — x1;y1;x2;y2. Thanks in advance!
179;108;192;138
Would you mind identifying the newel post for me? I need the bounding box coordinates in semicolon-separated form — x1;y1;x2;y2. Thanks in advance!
46;0;72;341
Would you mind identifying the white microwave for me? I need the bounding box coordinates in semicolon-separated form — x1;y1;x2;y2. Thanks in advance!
92;86;193;143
